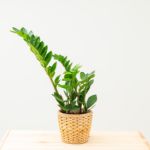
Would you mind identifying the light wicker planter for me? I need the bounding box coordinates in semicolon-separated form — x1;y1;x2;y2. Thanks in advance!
58;111;93;144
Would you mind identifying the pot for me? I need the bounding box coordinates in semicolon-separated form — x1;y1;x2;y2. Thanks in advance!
58;111;93;144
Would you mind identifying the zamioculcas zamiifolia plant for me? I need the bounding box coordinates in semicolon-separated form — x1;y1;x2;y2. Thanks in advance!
11;27;97;144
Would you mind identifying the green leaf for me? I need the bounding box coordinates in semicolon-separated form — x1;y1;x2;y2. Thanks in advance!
79;71;95;84
67;63;72;71
38;41;44;53
54;75;61;85
62;78;72;81
11;27;19;33
46;62;57;78
53;54;73;71
65;60;70;66
87;95;97;109
21;27;27;34
35;37;40;48
46;66;52;75
79;79;94;93
41;46;48;58
72;64;81;72
64;91;69;98
66;104;80;112
61;105;70;112
52;92;64;107
29;31;33;37
58;84;72;91
45;51;52;66
64;72;72;79
71;106;80;111
51;62;57;73
30;35;35;44
80;72;86;80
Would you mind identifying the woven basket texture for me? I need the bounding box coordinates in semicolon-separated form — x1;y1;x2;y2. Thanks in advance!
58;111;93;144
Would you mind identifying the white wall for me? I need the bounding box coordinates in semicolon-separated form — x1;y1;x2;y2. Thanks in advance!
0;0;150;141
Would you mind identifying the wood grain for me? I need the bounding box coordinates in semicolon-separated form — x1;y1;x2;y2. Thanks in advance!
0;130;10;150
0;130;149;150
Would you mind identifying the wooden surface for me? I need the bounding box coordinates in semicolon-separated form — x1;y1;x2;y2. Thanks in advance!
0;130;150;150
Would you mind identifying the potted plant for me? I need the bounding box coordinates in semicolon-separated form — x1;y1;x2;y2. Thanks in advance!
11;27;97;144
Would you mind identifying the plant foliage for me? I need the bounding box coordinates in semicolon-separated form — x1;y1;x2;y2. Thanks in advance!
11;27;97;114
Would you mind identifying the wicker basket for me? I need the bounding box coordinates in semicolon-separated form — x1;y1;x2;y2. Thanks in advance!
58;111;93;144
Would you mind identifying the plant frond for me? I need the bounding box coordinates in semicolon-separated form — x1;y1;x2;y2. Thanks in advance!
53;54;72;71
11;27;56;78
11;27;97;114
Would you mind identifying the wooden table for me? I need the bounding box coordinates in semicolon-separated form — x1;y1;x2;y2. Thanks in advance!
0;130;150;150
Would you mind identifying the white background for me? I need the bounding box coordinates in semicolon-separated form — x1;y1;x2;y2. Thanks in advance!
0;0;150;141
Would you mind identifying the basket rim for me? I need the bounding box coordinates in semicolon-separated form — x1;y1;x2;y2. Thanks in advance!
58;110;92;117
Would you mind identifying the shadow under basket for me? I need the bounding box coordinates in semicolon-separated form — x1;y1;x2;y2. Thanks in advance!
58;111;93;144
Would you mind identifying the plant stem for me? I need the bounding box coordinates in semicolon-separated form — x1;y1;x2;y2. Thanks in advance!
49;76;59;94
44;69;59;95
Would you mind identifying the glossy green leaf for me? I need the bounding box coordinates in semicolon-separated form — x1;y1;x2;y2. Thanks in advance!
80;72;86;80
51;62;57;73
53;54;73;71
58;84;72;91
52;92;64;108
45;51;52;66
87;95;97;109
41;46;48;58
54;75;61;85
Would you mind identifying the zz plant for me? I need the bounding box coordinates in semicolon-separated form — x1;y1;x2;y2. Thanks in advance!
11;27;97;114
